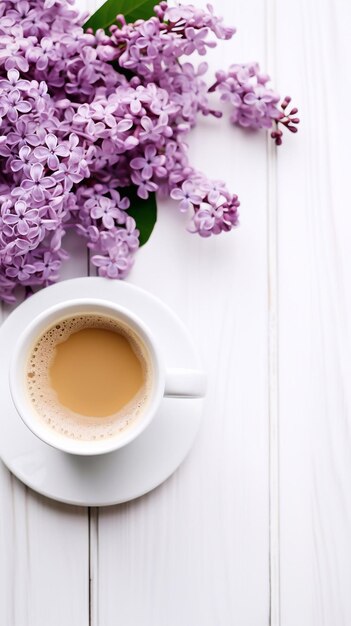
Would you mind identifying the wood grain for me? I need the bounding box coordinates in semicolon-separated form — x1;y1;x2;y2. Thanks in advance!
0;232;90;626
276;0;351;624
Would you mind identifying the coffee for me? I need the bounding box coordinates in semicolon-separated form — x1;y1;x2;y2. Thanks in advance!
25;314;152;441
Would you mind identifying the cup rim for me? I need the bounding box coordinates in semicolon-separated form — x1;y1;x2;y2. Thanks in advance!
9;298;165;456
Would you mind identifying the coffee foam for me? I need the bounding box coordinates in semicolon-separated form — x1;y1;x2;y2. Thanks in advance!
25;313;152;442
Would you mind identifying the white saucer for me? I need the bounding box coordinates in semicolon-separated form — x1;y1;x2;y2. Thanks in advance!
0;278;204;506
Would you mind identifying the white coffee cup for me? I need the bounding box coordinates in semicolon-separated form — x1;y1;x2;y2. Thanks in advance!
9;298;206;456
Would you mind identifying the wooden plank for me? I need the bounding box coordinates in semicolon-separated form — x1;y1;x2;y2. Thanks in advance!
276;0;351;623
75;0;98;17
0;231;90;626
94;1;271;624
265;1;280;623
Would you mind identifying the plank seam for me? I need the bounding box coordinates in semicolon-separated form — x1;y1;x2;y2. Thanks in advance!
265;0;281;623
88;507;91;626
89;507;99;626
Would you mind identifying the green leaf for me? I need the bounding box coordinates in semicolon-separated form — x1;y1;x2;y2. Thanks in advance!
124;187;157;246
83;0;157;32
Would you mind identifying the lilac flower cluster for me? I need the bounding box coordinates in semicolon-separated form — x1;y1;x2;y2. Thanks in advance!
211;65;299;143
0;0;298;303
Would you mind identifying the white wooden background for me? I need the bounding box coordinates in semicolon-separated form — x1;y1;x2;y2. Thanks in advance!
1;0;350;623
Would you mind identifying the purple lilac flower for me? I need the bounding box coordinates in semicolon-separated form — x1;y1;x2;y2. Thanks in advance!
86;195;128;229
92;247;129;278
33;133;70;169
183;28;216;55
0;68;31;91
2;199;39;236
31;250;61;282
3;88;32;122
130;145;166;179
121;86;152;114
130;171;158;200
199;179;228;204
170;180;202;212
53;163;83;191
6;118;40;147
135;20;160;58
10;145;32;172
21;163;56;202
5;256;36;281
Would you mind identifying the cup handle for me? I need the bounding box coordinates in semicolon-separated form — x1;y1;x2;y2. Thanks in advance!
164;368;206;398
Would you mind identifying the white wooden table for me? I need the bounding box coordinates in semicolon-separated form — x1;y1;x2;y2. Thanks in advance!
1;0;350;623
